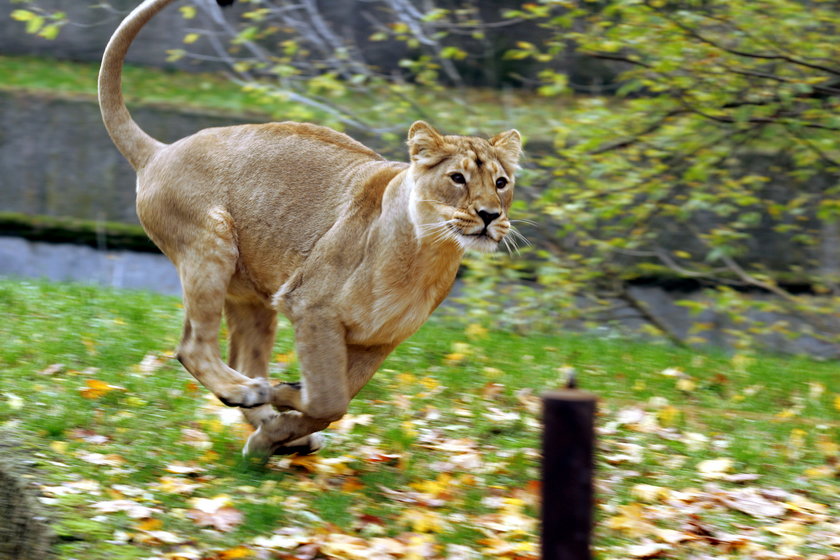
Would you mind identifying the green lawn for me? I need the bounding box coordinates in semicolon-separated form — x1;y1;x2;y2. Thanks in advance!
0;278;837;559
0;54;560;140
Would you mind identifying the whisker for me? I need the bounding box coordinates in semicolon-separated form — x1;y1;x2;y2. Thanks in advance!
508;225;532;248
501;236;516;256
418;220;459;247
510;219;538;227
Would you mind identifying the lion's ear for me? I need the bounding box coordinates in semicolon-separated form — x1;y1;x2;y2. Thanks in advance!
490;129;523;167
407;121;448;166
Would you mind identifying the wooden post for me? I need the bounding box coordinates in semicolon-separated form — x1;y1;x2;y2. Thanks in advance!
541;390;597;560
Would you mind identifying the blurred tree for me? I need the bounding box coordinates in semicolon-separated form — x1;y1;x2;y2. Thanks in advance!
497;0;840;348
11;0;840;350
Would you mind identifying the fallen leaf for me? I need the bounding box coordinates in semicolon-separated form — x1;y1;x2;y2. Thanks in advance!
165;461;206;475
697;457;734;479
627;541;670;558
400;509;449;533
606;503;659;538
3;393;24;410
216;546;255;559
329;413;373;433
80;379;125;399
717;488;786;519
465;323;488;339
91;499;159;519
188;502;243;532
136;353;167;375
38;363;65;376
68;428;110;444
631;484;670;502
155;476;202;495
77;451;125;466
135;518;163;531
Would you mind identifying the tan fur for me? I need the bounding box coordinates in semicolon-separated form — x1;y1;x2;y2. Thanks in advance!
99;0;522;456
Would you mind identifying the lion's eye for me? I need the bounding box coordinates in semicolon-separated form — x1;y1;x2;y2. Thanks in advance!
450;173;466;185
495;177;508;189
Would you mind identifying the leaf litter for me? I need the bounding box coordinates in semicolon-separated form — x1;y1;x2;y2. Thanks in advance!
14;343;838;560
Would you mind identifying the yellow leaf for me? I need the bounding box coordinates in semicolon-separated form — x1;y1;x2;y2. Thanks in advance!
217;547;254;559
50;441;68;454
419;377;440;390
776;407;798;419
606;503;658;537
834;394;840;412
179;5;197;19
12;9;36;22
81;337;97;355
400;509;448;533
631;484;669;502
482;366;504;378
803;465;834;479
444;352;465;362
451;342;472;355
80;379;122;399
657;405;680;426
788;428;807;447
675;378;696;392
183;32;200;44
135;518;163;532
274;351;296;364
465;323;488;339
402;420;418;438
817;436;838;458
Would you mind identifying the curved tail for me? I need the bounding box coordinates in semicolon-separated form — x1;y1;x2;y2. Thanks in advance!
98;0;176;170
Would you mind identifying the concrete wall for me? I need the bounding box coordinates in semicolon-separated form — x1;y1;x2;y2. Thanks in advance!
0;89;263;223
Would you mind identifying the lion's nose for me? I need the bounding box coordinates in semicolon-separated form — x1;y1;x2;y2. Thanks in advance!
477;210;500;227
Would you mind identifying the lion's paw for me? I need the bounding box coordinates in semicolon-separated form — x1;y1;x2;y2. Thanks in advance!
218;377;272;409
241;429;325;458
272;433;325;456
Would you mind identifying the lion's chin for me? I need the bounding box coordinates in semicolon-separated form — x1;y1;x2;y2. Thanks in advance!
459;233;500;253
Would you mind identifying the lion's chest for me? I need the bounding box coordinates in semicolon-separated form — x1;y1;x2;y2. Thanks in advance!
344;266;457;346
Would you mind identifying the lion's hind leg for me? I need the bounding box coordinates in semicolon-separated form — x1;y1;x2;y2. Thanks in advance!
175;209;272;409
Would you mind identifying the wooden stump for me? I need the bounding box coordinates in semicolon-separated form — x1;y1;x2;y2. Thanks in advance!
541;390;597;560
0;434;54;559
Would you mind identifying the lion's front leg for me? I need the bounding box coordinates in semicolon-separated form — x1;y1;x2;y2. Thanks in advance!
244;312;348;456
244;322;397;457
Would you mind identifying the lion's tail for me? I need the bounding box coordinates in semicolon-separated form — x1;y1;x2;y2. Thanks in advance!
99;0;175;170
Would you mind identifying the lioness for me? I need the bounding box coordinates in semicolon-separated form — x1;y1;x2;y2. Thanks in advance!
99;0;522;456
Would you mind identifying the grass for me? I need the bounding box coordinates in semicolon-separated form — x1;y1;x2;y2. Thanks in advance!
0;277;837;559
0;54;560;140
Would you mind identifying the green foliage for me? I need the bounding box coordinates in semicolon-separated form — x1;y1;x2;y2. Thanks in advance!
461;0;840;349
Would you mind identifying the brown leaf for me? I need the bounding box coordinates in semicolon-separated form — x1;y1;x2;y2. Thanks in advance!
717;488;786;519
187;496;243;532
188;506;243;532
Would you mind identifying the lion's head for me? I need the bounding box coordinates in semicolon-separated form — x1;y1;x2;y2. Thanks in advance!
406;121;522;253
